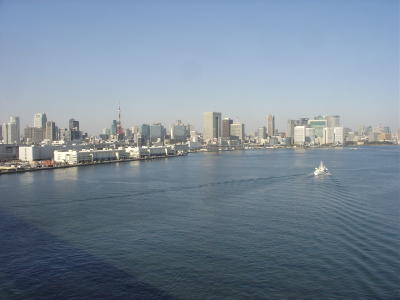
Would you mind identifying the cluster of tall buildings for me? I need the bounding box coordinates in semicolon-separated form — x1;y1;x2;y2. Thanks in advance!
1;110;397;148
287;115;344;146
0;113;83;145
203;112;246;143
1;116;20;144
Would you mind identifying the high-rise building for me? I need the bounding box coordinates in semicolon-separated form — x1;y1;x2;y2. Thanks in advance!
69;118;81;141
286;120;296;143
24;127;44;144
305;127;316;144
171;120;187;143
203;112;221;142
334;127;344;144
140;124;150;145
230;123;245;140
1;123;8;143
297;118;309;126
150;123;165;143
308;119;327;138
111;120;117;135
267;114;275;137
221;118;233;138
325;115;340;128
0;124;2;141
45;121;57;141
322;127;335;144
10;116;20;143
294;126;306;145
34;113;47;128
258;126;266;139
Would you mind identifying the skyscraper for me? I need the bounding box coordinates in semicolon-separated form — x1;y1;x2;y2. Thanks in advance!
45;121;57;141
325;115;340;128
111;120;117;135
140;124;150;145
34;113;47;128
221;118;233;138
287;120;296;139
203;112;221;142
9;116;20;144
267;114;275;137
294;126;306;145
69;118;81;141
150;123;165;143
230;123;245;140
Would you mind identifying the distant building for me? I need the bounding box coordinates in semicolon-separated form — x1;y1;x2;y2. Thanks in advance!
171;120;187;143
111;120;117;135
286;120;296;144
322;127;335;144
203;112;221;142
230;123;245;140
294;126;306;145
258;126;266;139
308;119;327;139
325;115;340;128
2;116;20;144
0;144;18;160
45;121;57;141
334;127;344;144
222;118;233;138
267;114;275;137
24;127;44;144
34;113;47;128
305;127;316;144
150;123;165;143
69;118;81;141
140;124;150;145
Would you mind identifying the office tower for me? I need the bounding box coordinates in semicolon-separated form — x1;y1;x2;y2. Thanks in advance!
140;124;150;144
34;113;47;128
9;116;20;144
286;120;296;141
24;127;44;144
297;118;309;126
111;120;117;135
171;120;186;143
323;127;335;144
69;118;79;131
45;121;57;141
326;115;340;128
294;126;306;145
307;119;327;138
150;123;165;143
0;124;2;141
334;127;344;144
2;123;8;143
203;112;221;142
305;127;316;144
59;128;72;142
267;114;275;137
230;123;245;140
258;126;266;139
69;118;81;141
222;118;233;138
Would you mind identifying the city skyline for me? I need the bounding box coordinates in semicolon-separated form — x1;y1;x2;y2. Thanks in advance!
0;1;398;133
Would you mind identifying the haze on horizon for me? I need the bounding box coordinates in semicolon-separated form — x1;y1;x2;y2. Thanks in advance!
0;0;398;134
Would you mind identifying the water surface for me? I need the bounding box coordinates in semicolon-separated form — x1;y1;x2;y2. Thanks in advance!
1;146;399;299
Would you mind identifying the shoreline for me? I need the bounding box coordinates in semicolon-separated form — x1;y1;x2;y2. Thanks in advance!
1;143;398;176
0;154;180;176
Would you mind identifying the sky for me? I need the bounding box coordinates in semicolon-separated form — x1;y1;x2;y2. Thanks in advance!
0;0;398;134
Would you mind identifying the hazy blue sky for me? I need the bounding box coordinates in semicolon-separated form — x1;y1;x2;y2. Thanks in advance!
0;0;398;134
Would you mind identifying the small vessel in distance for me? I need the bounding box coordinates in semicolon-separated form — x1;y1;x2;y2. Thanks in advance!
314;161;329;176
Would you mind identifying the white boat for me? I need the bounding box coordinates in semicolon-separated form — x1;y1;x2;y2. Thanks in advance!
314;161;329;176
